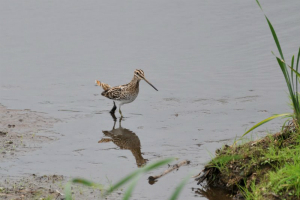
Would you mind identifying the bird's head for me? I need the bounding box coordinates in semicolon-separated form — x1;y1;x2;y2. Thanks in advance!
134;69;158;91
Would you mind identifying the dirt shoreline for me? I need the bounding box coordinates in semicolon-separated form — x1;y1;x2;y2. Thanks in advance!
0;104;63;199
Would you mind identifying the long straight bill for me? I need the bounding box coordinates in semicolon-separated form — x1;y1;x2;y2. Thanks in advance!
143;78;158;91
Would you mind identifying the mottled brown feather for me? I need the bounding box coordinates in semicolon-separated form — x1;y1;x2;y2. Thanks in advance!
95;80;111;91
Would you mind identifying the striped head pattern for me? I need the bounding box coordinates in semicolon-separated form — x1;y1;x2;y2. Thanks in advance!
134;69;145;80
134;69;158;91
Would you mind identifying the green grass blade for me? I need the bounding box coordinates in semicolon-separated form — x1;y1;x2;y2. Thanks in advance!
64;179;104;200
287;64;300;79
255;0;263;11
105;169;142;195
71;178;103;188
296;47;300;109
296;47;300;73
169;174;191;200
142;158;174;173
291;55;295;91
122;175;140;200
105;158;173;196
276;58;298;114
265;16;284;61
64;182;72;200
242;113;292;137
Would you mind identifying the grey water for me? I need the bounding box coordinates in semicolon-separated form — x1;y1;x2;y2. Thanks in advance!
1;0;300;199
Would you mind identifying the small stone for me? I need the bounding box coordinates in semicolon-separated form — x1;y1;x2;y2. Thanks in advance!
0;131;7;136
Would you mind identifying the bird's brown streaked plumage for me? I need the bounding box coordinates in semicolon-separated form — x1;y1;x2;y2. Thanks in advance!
95;80;111;91
98;119;147;167
95;69;158;117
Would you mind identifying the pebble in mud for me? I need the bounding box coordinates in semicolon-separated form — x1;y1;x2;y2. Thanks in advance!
0;131;7;136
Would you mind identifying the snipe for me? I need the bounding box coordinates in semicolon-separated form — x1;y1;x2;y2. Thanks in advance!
95;69;158;117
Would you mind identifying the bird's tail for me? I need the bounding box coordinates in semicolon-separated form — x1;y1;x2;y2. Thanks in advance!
95;80;111;91
98;138;112;143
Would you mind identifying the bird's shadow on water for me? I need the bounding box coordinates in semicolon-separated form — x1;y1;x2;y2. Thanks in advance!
98;113;148;168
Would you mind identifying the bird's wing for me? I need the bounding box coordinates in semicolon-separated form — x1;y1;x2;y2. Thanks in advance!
101;86;123;100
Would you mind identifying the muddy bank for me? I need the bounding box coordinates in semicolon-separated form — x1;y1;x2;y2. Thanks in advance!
0;104;60;159
0;104;124;200
196;125;300;200
0;174;123;200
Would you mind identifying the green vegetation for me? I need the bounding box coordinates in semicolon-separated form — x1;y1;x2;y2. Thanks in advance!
197;1;300;199
242;0;300;138
207;130;300;200
239;132;300;200
65;158;190;200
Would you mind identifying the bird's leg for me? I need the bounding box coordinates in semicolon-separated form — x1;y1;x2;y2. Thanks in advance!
119;117;122;127
110;112;117;122
119;106;124;119
112;119;117;129
110;101;117;114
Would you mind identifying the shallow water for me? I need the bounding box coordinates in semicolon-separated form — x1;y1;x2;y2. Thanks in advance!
1;0;300;199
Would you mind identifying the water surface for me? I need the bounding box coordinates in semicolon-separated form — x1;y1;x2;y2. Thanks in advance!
1;1;300;199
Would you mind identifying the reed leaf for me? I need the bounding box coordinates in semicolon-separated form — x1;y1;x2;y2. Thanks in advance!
142;158;174;173
287;65;300;79
65;182;72;200
242;113;292;137
291;55;295;91
255;0;263;11
169;174;191;200
106;158;173;195
122;175;140;200
105;169;142;195
265;16;285;61
72;178;103;188
296;47;300;106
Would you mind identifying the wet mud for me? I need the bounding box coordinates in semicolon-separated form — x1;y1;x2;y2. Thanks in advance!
0;174;122;200
0;104;59;160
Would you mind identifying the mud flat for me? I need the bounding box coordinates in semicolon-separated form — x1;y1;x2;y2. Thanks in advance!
0;104;123;200
0;104;62;199
0;104;60;159
1;173;124;200
196;124;300;200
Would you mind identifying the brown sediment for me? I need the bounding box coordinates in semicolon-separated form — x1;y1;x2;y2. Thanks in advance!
0;174;121;200
195;124;299;200
0;174;65;200
0;104;60;160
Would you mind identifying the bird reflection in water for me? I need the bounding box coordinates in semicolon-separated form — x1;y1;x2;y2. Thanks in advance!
98;114;147;167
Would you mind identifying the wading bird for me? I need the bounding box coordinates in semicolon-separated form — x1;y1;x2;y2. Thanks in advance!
95;69;158;117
